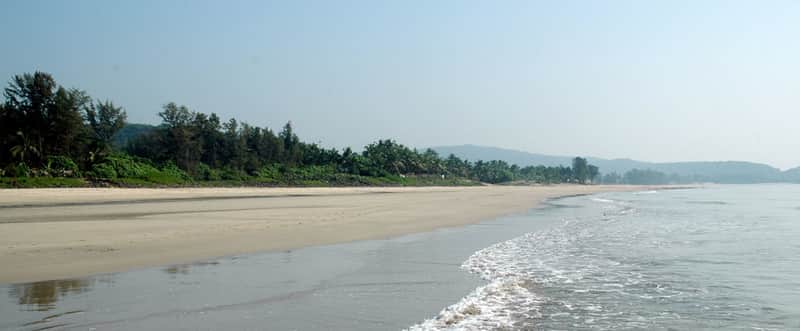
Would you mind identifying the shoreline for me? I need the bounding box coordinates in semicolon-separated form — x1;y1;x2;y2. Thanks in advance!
0;185;681;284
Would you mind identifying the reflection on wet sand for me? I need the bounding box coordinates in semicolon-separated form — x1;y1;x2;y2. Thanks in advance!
7;261;218;314
0;208;548;331
20;309;84;330
164;261;220;276
164;265;191;275
9;279;91;311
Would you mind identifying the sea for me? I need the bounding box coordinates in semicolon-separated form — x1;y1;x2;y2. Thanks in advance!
2;184;799;330
411;185;800;330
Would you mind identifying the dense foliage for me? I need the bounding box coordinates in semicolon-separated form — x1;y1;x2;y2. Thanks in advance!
0;72;126;177
600;169;704;185
0;72;600;187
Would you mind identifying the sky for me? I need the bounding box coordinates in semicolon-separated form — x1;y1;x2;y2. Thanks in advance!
2;1;799;169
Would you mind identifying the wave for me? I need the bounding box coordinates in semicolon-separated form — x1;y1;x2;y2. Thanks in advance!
406;235;544;331
406;277;541;330
685;200;728;205
410;187;795;330
408;197;638;330
590;197;616;203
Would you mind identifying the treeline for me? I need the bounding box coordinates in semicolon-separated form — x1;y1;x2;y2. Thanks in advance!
0;72;600;187
601;168;701;185
0;72;126;177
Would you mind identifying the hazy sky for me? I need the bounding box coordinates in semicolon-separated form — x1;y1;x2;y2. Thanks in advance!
2;1;799;168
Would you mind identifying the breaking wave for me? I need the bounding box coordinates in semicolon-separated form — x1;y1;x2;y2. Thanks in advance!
407;197;636;330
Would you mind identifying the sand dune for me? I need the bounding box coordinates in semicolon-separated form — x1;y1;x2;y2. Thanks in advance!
0;185;651;283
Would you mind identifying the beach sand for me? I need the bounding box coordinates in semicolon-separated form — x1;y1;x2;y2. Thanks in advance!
0;185;646;283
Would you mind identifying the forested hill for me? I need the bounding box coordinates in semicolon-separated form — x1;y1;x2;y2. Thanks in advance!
430;145;573;168
433;145;793;184
112;123;157;147
783;167;800;182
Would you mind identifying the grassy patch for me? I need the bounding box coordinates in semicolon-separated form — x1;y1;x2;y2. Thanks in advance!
0;177;89;188
0;172;481;188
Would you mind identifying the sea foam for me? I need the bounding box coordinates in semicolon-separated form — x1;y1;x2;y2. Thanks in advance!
406;235;544;331
407;196;635;330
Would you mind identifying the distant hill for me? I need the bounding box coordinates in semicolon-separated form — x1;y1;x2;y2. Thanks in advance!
783;167;800;183
431;145;574;168
432;145;650;174
112;123;157;148
432;145;793;184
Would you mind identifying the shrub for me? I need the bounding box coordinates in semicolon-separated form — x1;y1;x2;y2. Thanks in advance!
220;167;249;181
88;154;158;179
46;156;80;177
112;155;159;178
6;162;32;178
194;163;221;181
90;162;118;179
257;164;282;181
86;154;191;185
0;177;86;188
284;165;336;181
147;162;191;184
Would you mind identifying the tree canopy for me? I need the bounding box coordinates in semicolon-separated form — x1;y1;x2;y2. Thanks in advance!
0;71;601;186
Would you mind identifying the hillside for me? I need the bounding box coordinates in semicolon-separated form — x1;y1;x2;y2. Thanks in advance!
112;123;157;148
432;145;792;184
783;167;800;183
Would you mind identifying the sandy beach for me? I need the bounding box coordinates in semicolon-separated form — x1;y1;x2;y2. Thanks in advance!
0;185;648;284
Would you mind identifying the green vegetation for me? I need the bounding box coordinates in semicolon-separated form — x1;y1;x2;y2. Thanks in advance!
435;145;800;184
111;123;156;148
0;72;600;188
600;168;702;185
0;177;87;188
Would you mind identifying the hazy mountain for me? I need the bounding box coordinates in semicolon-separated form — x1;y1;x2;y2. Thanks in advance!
782;167;800;183
432;145;652;173
430;145;575;168
112;123;157;148
432;145;792;184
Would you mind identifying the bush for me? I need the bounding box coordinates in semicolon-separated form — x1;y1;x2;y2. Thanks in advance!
220;167;249;181
257;164;282;181
86;154;189;185
113;156;160;178
146;162;191;184
4;162;31;178
46;156;80;177
90;162;118;179
89;154;160;179
194;163;221;181
88;154;157;179
0;177;86;188
160;162;190;179
284;165;336;181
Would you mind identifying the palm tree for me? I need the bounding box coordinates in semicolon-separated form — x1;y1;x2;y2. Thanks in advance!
9;131;39;163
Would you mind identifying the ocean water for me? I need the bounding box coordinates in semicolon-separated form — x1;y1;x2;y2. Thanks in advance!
411;185;800;330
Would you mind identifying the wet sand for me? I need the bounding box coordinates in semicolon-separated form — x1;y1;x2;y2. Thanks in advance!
0;185;647;284
0;206;570;331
